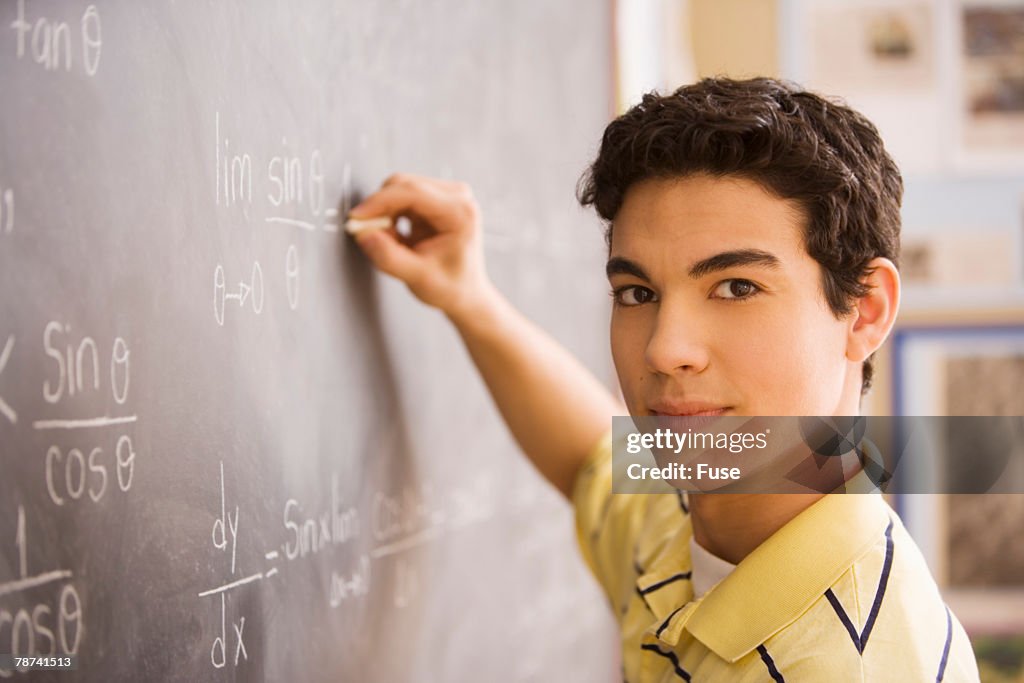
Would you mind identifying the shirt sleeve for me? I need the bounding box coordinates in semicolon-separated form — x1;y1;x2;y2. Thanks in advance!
571;428;653;615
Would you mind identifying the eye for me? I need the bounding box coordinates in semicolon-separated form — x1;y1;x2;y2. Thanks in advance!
610;285;657;306
711;279;761;300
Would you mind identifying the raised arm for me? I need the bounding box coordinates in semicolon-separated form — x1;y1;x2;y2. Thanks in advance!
349;174;622;498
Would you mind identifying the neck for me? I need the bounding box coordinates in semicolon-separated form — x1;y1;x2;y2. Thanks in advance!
689;385;864;564
689;493;825;565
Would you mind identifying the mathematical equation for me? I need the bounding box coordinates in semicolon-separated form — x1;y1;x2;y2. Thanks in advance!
0;322;138;502
196;461;496;670
0;507;82;678
8;0;101;76
211;112;354;326
0;316;137;676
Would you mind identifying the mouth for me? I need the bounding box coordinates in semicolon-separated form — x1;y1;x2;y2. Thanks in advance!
649;407;731;417
646;407;731;430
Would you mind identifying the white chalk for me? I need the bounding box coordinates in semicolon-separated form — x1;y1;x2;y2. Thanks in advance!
345;216;393;234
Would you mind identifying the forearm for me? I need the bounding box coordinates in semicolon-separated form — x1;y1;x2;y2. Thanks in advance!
346;175;620;496
448;284;622;499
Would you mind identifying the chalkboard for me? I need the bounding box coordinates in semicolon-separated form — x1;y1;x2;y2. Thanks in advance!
0;1;618;680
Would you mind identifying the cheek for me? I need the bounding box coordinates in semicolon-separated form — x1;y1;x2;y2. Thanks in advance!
733;307;848;410
610;312;649;411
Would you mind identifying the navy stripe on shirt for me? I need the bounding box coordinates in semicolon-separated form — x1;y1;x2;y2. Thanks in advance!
639;572;692;596
676;489;688;514
641;643;691;681
634;561;691;613
936;606;953;682
824;519;895;654
757;644;786;683
655;605;686;639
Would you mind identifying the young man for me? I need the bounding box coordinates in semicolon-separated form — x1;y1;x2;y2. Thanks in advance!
349;78;980;681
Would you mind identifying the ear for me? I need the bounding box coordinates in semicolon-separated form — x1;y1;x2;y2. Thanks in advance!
845;257;900;363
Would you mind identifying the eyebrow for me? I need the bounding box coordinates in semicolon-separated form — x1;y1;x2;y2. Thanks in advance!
606;249;781;281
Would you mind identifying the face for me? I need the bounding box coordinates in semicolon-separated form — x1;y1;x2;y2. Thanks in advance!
608;174;860;419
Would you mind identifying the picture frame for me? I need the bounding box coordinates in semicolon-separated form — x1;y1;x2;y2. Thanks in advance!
884;315;1024;636
783;0;1024;173
898;221;1024;310
782;0;947;174
950;0;1024;172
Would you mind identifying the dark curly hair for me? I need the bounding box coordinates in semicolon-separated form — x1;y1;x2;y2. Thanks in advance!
577;77;902;394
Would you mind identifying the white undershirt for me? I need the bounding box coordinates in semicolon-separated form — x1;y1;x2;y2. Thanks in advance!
689;536;737;600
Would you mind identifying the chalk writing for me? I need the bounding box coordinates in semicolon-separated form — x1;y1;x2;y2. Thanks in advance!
213;261;264;325
0;188;12;235
285;244;300;310
0;507;81;677
214;112;253;209
40;323;130;406
8;0;101;75
0;336;15;425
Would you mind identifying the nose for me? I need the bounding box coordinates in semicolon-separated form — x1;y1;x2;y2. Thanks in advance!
644;299;711;376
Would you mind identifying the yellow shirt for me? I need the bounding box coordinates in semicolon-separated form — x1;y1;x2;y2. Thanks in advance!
573;430;981;682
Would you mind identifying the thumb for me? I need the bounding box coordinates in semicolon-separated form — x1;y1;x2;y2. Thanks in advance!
354;230;425;283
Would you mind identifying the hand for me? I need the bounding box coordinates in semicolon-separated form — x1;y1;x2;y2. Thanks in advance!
350;173;495;321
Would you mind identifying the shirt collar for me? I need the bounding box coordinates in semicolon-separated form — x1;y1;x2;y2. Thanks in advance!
635;512;695;619
638;490;892;662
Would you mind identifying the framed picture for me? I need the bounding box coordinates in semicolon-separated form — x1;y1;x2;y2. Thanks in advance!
783;0;946;173
803;0;938;93
888;318;1024;636
784;0;1024;172
899;222;1024;312
952;0;1024;171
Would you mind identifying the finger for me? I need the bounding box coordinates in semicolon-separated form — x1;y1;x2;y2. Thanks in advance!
388;223;427;250
351;179;473;237
381;172;421;188
356;174;475;224
353;228;426;283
